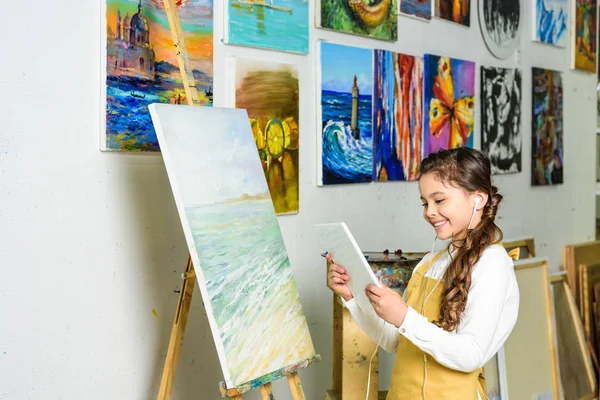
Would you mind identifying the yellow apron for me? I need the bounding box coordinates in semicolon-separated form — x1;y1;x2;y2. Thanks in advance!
386;246;520;400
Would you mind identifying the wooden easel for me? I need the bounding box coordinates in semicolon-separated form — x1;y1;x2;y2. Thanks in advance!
157;1;317;398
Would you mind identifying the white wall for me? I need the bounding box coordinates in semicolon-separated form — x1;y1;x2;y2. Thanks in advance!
0;0;596;399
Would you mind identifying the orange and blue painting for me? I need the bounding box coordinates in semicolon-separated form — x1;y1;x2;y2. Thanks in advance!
319;42;373;185
423;54;475;158
373;50;423;181
574;0;597;72
227;0;308;54
532;68;563;186
234;58;299;214
103;0;213;151
319;0;398;41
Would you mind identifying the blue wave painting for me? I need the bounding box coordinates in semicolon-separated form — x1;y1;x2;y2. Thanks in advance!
320;42;373;185
228;0;309;54
149;105;315;387
534;0;567;46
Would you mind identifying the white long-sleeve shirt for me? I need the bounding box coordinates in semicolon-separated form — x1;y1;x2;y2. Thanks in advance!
343;243;519;374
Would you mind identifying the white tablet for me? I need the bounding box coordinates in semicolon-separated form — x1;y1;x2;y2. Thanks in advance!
314;222;381;312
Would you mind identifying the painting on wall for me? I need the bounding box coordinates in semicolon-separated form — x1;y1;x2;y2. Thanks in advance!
400;0;432;20
318;0;398;41
573;0;597;72
435;0;471;26
478;0;521;59
533;0;568;47
318;42;373;185
232;58;299;215
481;66;522;174
149;104;317;388
423;54;475;158
225;0;308;54
532;67;563;186
102;0;213;152
373;50;424;181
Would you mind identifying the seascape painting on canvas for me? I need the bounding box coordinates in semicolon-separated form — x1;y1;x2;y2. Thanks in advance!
319;0;398;41
372;50;423;181
423;54;475;158
149;105;316;388
227;0;308;54
234;58;299;214
319;42;373;185
103;0;213;151
533;0;567;47
532;67;563;185
481;66;522;174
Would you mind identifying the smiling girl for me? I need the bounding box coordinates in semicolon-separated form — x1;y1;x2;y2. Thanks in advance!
327;147;519;400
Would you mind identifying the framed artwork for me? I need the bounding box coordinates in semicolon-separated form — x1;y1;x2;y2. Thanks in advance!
423;54;475;158
572;0;597;72
317;0;398;41
435;0;470;26
224;0;309;54
481;66;522;174
533;0;568;47
400;0;432;21
478;0;521;59
101;0;213;152
232;57;299;215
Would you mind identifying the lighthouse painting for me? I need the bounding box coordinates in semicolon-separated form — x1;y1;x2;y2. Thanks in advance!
318;42;373;186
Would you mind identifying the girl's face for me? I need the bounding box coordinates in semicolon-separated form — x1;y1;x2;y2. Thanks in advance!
418;172;482;241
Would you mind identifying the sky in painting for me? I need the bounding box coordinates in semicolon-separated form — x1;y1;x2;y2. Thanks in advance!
320;42;373;95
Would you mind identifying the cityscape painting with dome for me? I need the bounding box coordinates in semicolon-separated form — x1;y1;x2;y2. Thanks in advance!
104;0;213;151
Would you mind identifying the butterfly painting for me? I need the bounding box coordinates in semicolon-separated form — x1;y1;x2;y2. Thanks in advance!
423;54;475;158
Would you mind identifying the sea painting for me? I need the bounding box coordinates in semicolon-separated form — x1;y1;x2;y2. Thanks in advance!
481;66;522;174
478;0;520;59
319;42;373;185
319;0;398;41
373;50;423;181
104;0;213;151
534;0;567;47
227;0;309;54
435;0;471;26
400;0;432;20
423;54;475;158
532;68;563;185
148;104;316;387
234;58;299;214
573;0;597;72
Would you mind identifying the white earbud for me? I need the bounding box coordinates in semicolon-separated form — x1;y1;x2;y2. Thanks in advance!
468;197;481;230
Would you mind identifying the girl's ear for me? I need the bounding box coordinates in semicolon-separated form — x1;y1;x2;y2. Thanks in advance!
474;191;489;210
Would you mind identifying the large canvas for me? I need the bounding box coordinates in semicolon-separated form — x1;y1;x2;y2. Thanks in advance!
481;66;522;174
318;42;373;185
225;0;308;54
148;104;316;388
573;0;597;72
373;50;423;181
400;0;432;20
318;0;398;41
423;54;475;158
233;58;299;215
534;0;568;47
102;0;213;151
478;0;521;59
435;0;471;26
532;67;563;186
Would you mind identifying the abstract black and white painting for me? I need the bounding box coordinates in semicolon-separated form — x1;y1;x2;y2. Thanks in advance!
478;0;521;59
481;66;522;174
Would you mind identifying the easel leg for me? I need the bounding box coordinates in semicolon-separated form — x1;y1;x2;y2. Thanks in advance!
259;382;274;400
157;256;195;399
287;372;306;400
